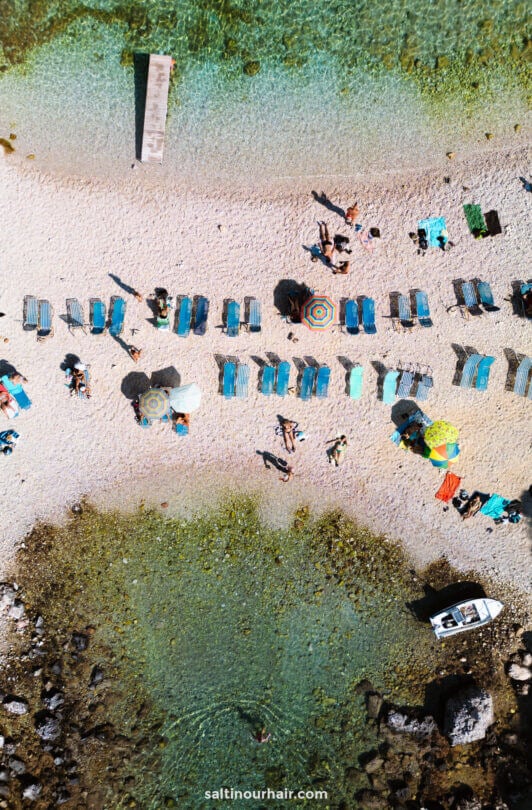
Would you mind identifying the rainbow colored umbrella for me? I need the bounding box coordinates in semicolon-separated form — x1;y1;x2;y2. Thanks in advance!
301;294;336;331
423;420;459;449
139;388;169;420
423;441;460;469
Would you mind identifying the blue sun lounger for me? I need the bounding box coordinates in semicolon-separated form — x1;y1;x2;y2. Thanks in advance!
261;365;275;395
521;283;532;319
459;353;482;388
89;298;106;335
276;361;290;397
382;369;399;404
398;295;413;328
415;374;433;402
362;297;376;334
109;296;126;337
300;366;317;400
0;375;31;410
226;301;240;337
236;364;250;399
477;281;498;312
176;296;193;337
316;366;331;399
475;355;495;391
23;296;38;331
461;282;482;316
248;299;261;333
193;296;209;335
66;298;86;333
37;299;54;341
513;357;532;397
415;291;432;327
349;365;363;400
396;369;415;398
223;362;236;399
344;299;359;335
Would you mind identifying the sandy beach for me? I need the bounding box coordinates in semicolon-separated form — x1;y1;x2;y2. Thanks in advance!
0;145;531;592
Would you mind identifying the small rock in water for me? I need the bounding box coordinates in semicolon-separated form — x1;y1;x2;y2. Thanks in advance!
444;686;493;746
160;502;169;508
72;632;89;651
485;132;494;140
89;666;104;687
514;123;521;132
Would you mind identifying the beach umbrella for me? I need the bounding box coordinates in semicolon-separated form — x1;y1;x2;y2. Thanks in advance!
301;294;336;331
139;388;169;420
423;420;459;449
423;441;460;469
168;383;202;413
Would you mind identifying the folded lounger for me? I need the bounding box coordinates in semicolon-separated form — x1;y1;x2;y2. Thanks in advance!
248;299;261;333
415;291;432;327
0;375;31;410
315;366;331;399
37;299;54;341
476;281;498;312
415;374;433;402
474;355;495;392
396;369;415;398
459;353;482;388
23;296;38;331
362;297;376;334
349;365;363;400
236;364;250;399
226;301;240;337
276;361;290;397
513;356;532;397
261;365;275;396
176;296;193;337
193;296;209;335
344;299;359;335
89;298;107;335
300;366;317;401
223;361;236;399
66;298;86;333
382;369;400;404
398;295;413;328
109;296;126;337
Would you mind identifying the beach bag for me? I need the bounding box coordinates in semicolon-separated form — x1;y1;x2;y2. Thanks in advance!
295;431;306;442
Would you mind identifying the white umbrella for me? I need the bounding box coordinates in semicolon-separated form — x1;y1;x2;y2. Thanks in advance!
168;383;202;413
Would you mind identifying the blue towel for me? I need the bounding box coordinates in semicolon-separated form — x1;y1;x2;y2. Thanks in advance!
480;494;510;519
418;217;447;248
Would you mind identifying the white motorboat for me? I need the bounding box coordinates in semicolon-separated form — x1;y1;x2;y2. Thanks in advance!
430;598;503;639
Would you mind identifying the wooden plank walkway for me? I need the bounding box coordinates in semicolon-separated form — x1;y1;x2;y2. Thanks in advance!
141;54;173;164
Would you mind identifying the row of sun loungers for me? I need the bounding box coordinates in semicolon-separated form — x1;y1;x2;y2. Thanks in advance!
23;296;127;338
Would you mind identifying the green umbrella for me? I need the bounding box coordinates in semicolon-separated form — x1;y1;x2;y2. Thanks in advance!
423;420;459;449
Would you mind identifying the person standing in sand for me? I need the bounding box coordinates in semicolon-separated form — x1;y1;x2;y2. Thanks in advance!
128;346;142;363
327;435;348;466
280;465;294;483
279;418;298;454
345;203;359;226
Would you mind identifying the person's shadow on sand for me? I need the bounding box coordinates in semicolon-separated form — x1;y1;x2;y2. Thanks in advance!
311;191;345;219
256;450;289;473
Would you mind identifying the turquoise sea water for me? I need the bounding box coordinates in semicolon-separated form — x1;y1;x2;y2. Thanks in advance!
0;1;529;182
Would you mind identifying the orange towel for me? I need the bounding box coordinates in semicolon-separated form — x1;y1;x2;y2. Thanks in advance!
435;472;462;502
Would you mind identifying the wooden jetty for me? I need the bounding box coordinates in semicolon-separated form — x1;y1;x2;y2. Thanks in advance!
141;54;173;164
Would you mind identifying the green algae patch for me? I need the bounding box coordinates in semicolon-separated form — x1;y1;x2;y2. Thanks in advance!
2;497;526;808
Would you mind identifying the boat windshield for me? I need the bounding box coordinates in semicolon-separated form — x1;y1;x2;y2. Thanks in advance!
458;603;480;624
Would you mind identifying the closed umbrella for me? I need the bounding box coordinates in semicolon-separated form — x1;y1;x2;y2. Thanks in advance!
168;383;202;413
301;294;336;331
139;388;169;420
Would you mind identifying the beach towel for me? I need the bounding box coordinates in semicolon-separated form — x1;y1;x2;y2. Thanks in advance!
435;472;462;503
356;229;375;252
480;494;511;520
463;204;488;238
418;217;447;248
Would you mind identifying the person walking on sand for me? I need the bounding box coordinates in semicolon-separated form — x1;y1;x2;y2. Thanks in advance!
280;464;294;483
129;346;142;363
345;202;359;226
319;222;335;265
327;435;348;467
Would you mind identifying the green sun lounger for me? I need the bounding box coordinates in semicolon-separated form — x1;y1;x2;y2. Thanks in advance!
193;296;209;335
109;296;126;337
349;365;363;399
23;296;38;331
344;299;359;335
223;362;236;399
176;296;193;337
226;301;240;337
459;354;482;388
89;298;106;335
300;366;317;400
474;355;495;392
276;361;290;397
0;375;31;410
261;365;275;396
316;366;331;399
463;204;488;238
248;299;261;333
362;297;376;334
37;299;54;341
415;291;432;327
236;364;250;399
513;356;532;397
382;369;399;404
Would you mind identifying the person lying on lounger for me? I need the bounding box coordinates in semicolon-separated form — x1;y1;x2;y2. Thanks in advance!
71;365;91;398
173;412;190;428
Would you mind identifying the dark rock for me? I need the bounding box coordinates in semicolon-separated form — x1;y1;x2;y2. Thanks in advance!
89;666;104;687
50;660;62;675
0;769;8;782
364;756;384;774
35;714;61;741
3;697;28;715
72;632;89;651
366;692;383;719
0;786;9;799
43;689;64;711
56;789;71;805
355;678;374;695
22;782;42;800
8;758;26;775
355;789;386;809
386;709;437;739
444;687;493;746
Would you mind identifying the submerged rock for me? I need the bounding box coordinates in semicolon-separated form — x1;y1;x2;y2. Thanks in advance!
444;686;493;746
385;710;437;739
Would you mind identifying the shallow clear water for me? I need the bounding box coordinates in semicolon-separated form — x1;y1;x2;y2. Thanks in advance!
19;501;444;807
0;1;529;182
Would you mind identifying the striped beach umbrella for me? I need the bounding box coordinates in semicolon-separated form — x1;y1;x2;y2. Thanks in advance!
301;294;336;331
139;388;169;420
423;441;460;469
